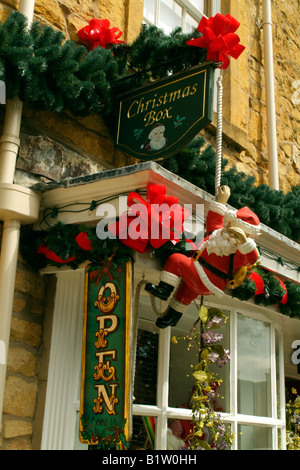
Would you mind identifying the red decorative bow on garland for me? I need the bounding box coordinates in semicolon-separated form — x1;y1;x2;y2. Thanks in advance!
186;13;245;69
108;184;190;253
77;18;125;50
37;242;76;264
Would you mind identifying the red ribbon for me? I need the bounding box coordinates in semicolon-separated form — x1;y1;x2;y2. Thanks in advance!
37;243;76;264
77;18;125;50
249;271;265;295
186;13;245;69
108;184;190;253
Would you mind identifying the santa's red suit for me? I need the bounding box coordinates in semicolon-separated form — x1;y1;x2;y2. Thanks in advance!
146;200;260;324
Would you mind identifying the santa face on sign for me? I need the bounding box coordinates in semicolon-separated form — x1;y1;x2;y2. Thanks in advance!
145;186;261;328
142;123;167;151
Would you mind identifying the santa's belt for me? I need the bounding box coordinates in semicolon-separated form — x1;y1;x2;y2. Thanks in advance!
192;251;231;280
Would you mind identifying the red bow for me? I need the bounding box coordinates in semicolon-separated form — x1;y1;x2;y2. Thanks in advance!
37;243;76;264
186;13;245;69
78;18;125;50
108;184;190;253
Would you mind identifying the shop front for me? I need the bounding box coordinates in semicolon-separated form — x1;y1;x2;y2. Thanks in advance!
30;162;300;451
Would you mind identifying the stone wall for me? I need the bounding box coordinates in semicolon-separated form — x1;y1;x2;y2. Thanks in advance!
209;0;300;192
0;0;299;450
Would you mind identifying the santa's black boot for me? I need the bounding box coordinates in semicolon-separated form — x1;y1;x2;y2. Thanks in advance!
145;281;174;301
155;308;182;329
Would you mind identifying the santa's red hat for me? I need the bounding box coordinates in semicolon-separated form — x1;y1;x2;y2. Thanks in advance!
226;206;261;236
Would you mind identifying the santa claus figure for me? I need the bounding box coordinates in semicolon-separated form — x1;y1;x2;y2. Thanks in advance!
141;123;168;151
145;186;261;328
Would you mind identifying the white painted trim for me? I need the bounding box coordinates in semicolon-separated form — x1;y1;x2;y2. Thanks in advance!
41;269;85;450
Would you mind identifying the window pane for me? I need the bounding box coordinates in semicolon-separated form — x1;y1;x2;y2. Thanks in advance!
168;418;191;449
189;0;205;10
238;424;273;450
169;308;230;413
129;416;157;450
169;329;195;408
158;0;183;34
237;314;272;417
185;12;199;33
275;329;282;419
134;329;159;405
144;0;156;23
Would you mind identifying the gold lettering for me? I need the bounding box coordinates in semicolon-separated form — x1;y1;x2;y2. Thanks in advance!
182;86;191;98
127;100;138;119
93;384;119;415
94;350;117;381
190;83;198;95
168;89;182;102
95;314;119;349
144;107;173;127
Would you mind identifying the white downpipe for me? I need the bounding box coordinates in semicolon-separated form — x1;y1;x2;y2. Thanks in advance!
262;0;279;190
0;0;36;425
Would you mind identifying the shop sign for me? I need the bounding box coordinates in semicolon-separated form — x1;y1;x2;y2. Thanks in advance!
115;61;215;160
80;261;133;447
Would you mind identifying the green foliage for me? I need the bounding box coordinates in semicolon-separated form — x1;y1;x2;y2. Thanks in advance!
20;222;132;272
279;280;300;318
163;139;300;243
286;388;300;450
172;305;234;450
0;11;207;118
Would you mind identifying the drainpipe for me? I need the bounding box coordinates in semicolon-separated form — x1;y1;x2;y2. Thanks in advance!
262;0;279;190
0;0;38;426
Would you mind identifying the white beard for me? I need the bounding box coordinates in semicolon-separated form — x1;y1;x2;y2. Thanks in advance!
149;136;166;150
202;229;238;256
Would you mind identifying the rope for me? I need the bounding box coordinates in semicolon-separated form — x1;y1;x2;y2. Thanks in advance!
215;73;223;198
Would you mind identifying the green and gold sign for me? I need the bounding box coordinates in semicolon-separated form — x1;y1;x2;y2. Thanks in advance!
115;62;215;160
80;261;133;448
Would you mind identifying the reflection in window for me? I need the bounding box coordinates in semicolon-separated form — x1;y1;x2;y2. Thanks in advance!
238;424;273;450
237;314;272;417
134;329;158;405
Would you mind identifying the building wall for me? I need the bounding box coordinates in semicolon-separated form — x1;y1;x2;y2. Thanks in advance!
0;0;299;450
212;0;300;192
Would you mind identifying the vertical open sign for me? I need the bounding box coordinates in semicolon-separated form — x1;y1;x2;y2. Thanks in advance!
80;260;133;447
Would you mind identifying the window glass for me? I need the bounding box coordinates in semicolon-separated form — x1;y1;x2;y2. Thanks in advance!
144;0;156;23
275;329;282;419
189;0;205;9
129;416;157;450
158;0;183;34
238;424;273;450
134;329;159;405
185;12;199;32
237;314;272;417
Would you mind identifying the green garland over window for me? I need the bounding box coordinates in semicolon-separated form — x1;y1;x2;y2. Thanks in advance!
0;12;299;243
0;11;205;118
20;222;300;319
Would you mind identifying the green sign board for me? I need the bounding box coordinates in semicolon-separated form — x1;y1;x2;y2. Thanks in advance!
115;61;215;160
80;261;133;448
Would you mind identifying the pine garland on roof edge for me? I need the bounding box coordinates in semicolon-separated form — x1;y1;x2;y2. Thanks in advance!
0;11;299;242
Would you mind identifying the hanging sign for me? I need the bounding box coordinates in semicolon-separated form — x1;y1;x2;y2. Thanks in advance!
80;260;133;447
115;61;215;160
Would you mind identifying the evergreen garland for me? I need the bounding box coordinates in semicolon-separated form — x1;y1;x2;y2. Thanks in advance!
0;11;205;118
20;222;300;320
0;12;299;243
162;138;300;243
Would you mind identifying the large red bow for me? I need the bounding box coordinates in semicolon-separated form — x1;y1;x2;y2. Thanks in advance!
78;18;125;50
108;184;190;253
186;13;245;69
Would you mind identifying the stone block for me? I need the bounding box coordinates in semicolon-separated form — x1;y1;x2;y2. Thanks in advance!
10;317;42;349
3;376;38;418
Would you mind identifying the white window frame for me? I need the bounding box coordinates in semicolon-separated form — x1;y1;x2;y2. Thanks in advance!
40;267;286;450
132;296;286;450
143;0;207;33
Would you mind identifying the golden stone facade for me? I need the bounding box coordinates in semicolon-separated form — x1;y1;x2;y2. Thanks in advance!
0;0;299;450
